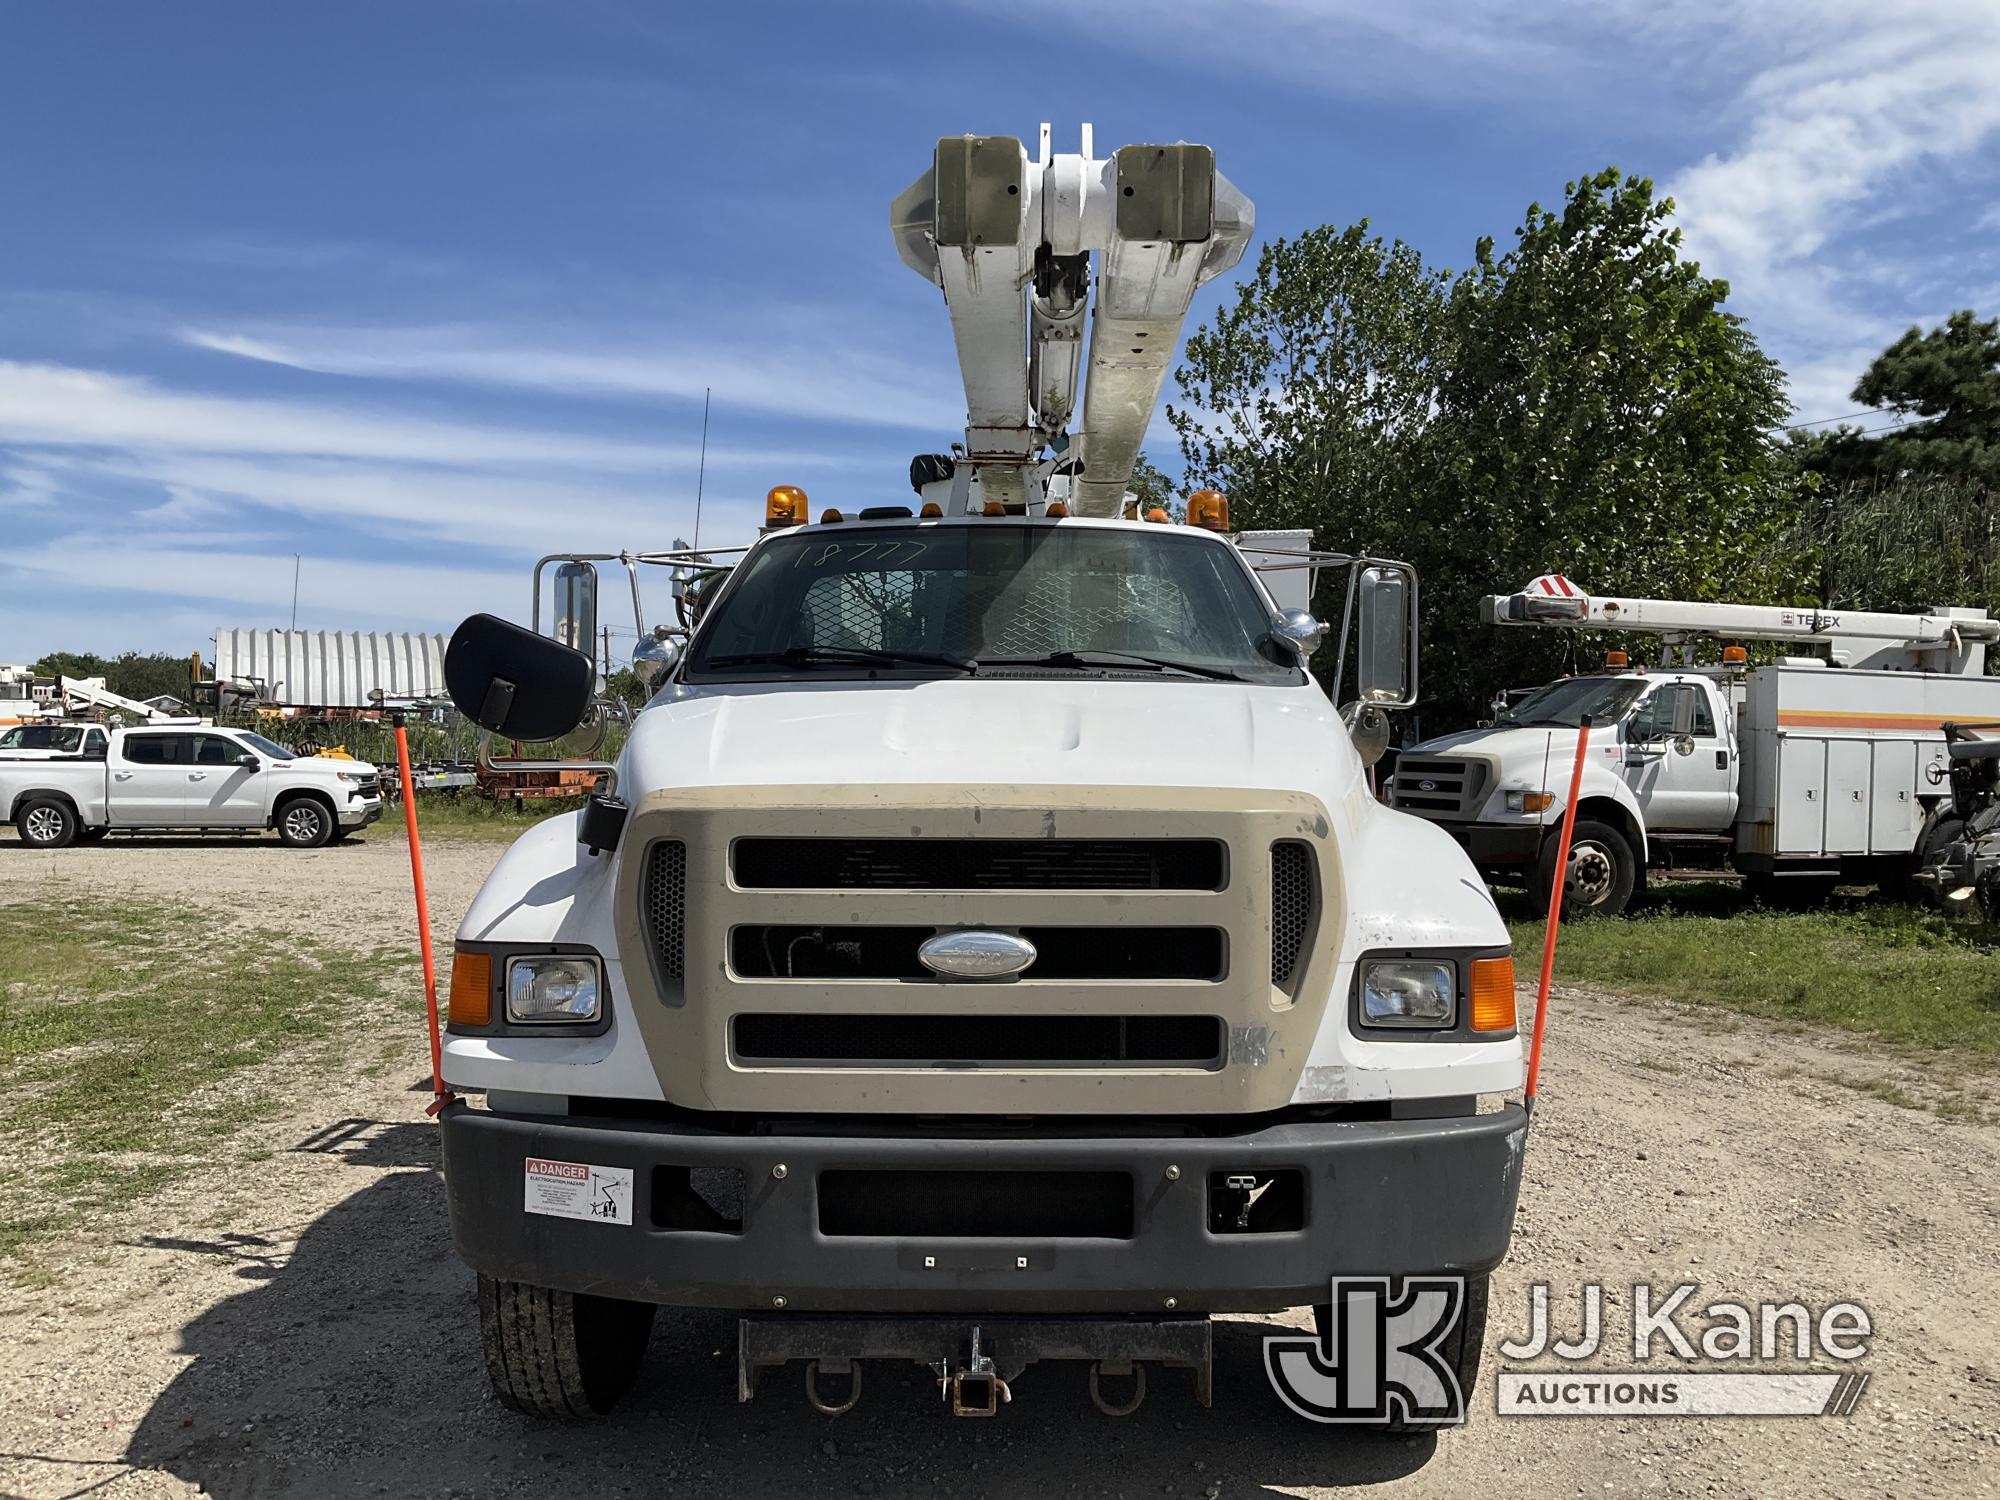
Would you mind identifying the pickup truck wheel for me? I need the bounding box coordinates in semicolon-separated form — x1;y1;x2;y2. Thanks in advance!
1312;1273;1489;1430
275;797;333;849
1538;819;1635;917
17;797;78;849
477;1275;656;1419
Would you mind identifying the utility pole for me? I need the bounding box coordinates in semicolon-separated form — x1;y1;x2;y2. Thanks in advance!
290;553;301;632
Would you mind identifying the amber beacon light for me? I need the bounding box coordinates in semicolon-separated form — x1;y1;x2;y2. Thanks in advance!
765;485;810;528
1186;489;1231;531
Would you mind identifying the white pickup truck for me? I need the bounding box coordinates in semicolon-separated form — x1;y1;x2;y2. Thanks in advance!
0;724;383;848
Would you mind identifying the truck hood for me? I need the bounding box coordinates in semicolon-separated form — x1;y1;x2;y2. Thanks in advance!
625;678;1350;793
1405;724;1587;760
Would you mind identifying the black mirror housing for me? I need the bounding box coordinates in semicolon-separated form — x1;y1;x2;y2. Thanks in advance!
445;613;596;742
236;752;260;770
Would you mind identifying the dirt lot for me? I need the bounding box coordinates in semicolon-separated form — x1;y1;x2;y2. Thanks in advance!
2;834;1997;1499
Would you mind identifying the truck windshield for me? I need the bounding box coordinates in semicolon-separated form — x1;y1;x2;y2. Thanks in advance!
235;732;295;761
1496;676;1648;728
687;524;1300;683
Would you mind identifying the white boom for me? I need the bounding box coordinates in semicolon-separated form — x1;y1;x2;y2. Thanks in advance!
55;675;199;724
1482;575;2000;675
893;124;1252;516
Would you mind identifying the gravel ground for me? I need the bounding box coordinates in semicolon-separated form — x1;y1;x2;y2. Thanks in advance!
1;833;1997;1499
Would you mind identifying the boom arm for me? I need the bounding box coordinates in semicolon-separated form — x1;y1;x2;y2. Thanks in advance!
893;125;1252;516
1482;577;2000;675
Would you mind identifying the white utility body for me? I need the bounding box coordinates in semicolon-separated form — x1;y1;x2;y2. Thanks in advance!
1391;575;2000;912
0;723;382;848
431;128;1524;1428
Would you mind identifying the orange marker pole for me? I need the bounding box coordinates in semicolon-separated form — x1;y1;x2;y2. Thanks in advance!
1525;714;1593;1116
392;713;447;1106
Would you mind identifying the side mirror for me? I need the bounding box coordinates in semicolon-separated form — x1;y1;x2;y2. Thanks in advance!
1671;689;1695;738
444;613;596;742
630;628;684;688
235;752;260;771
1273;609;1327;657
1341;700;1392;767
550;561;599;656
1356;564;1417;706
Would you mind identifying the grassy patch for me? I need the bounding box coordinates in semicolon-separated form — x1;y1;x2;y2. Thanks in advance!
1499;879;2000;1054
0;892;406;1265
368;793;584;843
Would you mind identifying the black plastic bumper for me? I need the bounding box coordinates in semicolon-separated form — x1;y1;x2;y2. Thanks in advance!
1446;823;1544;867
440;1103;1526;1315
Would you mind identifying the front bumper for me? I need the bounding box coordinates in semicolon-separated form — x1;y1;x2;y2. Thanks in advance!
440;1102;1527;1314
339;795;383;828
1440;821;1544;868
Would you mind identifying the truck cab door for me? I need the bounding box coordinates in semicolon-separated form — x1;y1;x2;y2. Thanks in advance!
1621;681;1735;831
113;732;195;825
188;733;268;826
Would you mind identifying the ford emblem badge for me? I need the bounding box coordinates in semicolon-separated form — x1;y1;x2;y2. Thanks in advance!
918;929;1037;979
1418;779;1437;792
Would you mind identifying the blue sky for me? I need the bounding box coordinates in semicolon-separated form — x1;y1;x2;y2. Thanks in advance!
4;1;1998;663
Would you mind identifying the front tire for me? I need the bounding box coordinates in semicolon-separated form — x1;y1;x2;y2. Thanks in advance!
275;796;333;848
1538;819;1637;917
17;797;78;849
1313;1273;1490;1430
477;1275;656;1419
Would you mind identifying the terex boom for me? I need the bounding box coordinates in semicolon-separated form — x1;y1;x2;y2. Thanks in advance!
432;129;1527;1425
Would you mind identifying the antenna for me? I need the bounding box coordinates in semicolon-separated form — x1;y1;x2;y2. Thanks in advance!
691;386;711;552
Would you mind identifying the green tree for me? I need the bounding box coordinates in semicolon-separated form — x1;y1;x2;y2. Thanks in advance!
1168;221;1455;561
1429;168;1796;717
1840;310;1999;483
33;650;192;704
1172;171;1798;726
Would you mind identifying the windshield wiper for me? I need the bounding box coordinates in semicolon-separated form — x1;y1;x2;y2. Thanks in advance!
977;649;1249;682
704;645;978;674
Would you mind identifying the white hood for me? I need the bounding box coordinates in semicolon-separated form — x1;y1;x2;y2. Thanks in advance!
625;678;1354;794
1406;723;1585;760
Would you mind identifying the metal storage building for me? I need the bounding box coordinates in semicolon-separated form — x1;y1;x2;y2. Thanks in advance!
211;629;449;710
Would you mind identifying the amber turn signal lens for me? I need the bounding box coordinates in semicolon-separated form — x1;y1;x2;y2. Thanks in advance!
919;501;943;518
1186;488;1230;530
765;485;809;527
1468;956;1516;1033
1144;507;1169;524
448;949;492;1028
1046;502;1069;517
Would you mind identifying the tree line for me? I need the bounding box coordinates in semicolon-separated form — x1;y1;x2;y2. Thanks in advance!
1165;167;2000;725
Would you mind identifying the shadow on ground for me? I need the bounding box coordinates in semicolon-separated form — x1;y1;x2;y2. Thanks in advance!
123;1121;1436;1498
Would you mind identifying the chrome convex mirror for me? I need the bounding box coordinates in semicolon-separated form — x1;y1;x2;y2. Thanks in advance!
1341;700;1392;767
630;627;684;687
1274;609;1327;657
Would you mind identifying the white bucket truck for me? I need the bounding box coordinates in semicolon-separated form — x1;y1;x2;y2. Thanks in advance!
1391;576;2000;913
431;129;1528;1426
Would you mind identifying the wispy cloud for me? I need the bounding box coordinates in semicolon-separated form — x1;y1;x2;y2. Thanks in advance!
0;357;730;471
179;318;961;432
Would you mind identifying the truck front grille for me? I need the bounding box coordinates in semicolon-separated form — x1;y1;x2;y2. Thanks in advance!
732;837;1224;891
732;1013;1225;1068
1390;756;1488;817
729;925;1225;981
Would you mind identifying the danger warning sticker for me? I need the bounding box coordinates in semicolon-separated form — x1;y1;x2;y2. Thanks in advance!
523;1157;634;1225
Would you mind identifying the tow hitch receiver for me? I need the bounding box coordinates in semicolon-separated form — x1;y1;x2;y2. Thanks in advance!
737;1315;1213;1416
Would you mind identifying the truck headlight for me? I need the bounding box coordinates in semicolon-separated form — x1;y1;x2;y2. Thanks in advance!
1504;789;1554;813
1359;959;1456;1028
335;769;374;784
505;955;603;1024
